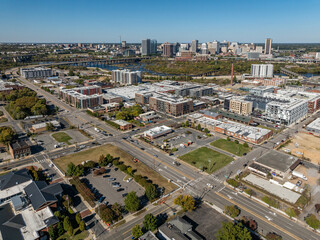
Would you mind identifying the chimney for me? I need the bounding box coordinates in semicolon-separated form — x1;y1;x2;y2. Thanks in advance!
231;63;234;85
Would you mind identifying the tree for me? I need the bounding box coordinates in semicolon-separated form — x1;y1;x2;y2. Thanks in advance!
98;154;106;166
79;220;86;232
266;232;282;240
243;142;249;148
173;194;196;212
145;184;158;201
143;213;157;231
100;206;115;224
241;216;257;231
76;213;82;225
234;140;239;144
185;121;190;127
0;126;16;144
68;69;75;76
224;205;240;218
244;189;254;198
204;128;209;133
63;216;71;231
132;224;143;239
46;122;55;131
285;208;297;219
57;222;65;236
48;226;57;240
124;191;140;212
216;222;252;240
304;214;320;230
197;124;202;131
227;136;231;141
66;162;76;176
68;225;74;236
111;202;123;221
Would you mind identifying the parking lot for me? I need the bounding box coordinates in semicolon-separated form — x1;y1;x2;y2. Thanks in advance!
83;166;145;205
33;129;90;151
149;127;217;157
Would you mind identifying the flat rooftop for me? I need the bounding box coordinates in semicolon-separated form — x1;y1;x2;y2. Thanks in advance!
243;174;301;204
144;125;172;137
113;119;131;126
256;150;297;172
306;118;320;131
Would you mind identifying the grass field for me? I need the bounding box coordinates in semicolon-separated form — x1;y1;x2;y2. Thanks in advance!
52;132;72;145
53;144;177;194
57;229;88;240
211;139;251;156
179;147;233;174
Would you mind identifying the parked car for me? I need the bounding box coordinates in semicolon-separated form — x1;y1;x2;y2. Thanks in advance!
107;163;113;168
98;196;104;203
108;178;116;181
296;180;302;187
122;193;128;197
126;178;133;183
117;188;124;192
112;184;121;188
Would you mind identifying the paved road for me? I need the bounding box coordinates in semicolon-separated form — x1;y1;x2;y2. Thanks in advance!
5;69;320;239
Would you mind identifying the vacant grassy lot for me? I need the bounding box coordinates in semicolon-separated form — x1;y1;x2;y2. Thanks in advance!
54;144;176;194
57;229;88;240
179;147;233;173
52;132;72;145
211;139;251;156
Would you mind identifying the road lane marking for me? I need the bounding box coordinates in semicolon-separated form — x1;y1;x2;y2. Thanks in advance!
216;191;303;240
122;140;195;181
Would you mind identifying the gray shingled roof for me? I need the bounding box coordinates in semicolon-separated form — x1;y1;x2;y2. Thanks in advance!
0;169;32;191
0;204;24;240
3;214;26;229
24;181;61;211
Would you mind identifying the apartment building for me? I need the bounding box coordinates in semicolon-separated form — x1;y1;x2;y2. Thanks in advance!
189;86;213;98
20;67;53;79
163;42;173;57
112;69;142;85
149;93;193;117
251;64;274;78
59;88;103;109
229;97;253;116
73;85;102;95
265;99;308;125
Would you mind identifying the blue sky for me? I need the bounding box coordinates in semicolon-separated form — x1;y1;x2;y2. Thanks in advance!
0;0;319;43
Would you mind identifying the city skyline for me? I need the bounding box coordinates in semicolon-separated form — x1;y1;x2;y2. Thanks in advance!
0;0;319;43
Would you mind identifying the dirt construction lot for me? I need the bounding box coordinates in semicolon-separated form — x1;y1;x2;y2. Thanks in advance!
284;132;320;165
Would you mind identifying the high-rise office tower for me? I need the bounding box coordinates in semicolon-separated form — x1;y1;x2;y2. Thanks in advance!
191;40;198;53
142;39;157;55
163;42;173;57
151;39;157;54
141;39;151;55
264;38;272;55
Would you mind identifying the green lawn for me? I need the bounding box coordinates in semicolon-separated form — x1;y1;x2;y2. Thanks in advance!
211;139;251;156
179;147;233;174
52;132;72;145
57;229;88;240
